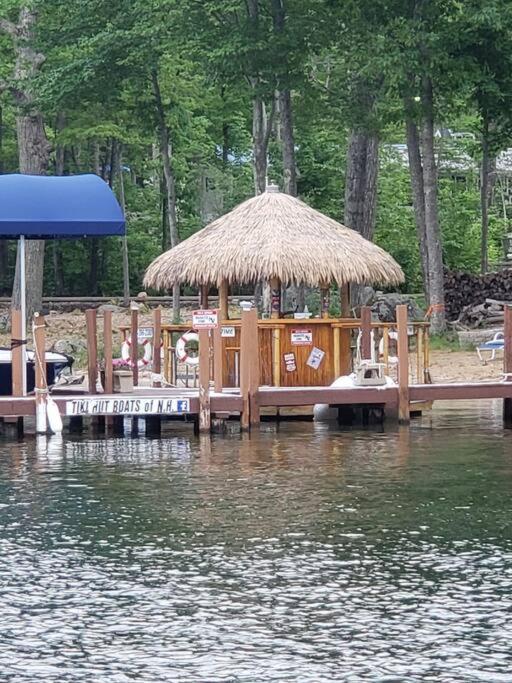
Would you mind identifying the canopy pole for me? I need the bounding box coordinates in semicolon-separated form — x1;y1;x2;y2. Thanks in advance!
19;236;27;396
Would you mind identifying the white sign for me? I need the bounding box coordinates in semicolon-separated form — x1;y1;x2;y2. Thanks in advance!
306;347;325;370
291;329;313;346
192;309;218;330
283;352;296;372
137;327;153;341
65;397;190;417
221;326;236;338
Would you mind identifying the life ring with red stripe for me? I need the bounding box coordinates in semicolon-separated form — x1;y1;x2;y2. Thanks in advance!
121;336;153;368
175;331;199;366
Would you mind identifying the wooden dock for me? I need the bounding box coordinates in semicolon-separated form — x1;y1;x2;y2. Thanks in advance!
2;303;512;437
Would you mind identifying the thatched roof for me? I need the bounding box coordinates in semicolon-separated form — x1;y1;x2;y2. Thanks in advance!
144;186;404;289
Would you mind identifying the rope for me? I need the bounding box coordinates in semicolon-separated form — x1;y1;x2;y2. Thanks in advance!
425;303;445;319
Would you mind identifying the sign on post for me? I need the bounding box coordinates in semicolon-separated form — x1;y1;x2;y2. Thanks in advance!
192;309;219;330
221;325;236;338
65;397;190;417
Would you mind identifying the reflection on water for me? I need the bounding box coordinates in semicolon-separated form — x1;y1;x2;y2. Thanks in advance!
1;401;512;682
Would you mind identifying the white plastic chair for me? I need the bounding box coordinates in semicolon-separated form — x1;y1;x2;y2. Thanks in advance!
476;331;504;364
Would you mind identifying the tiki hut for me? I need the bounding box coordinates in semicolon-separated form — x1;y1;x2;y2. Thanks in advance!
144;185;404;319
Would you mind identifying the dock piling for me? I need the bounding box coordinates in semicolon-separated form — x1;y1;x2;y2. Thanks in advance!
85;309;98;395
397;304;410;424
198;328;211;432
34;312;46;434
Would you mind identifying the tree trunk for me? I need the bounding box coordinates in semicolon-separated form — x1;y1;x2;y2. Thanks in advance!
421;77;445;333
151;69;180;320
278;89;297;196
344;128;379;307
52;111;66;295
252;95;269;195
480;118;496;274
405;114;429;298
117;146;131;305
344;130;379;241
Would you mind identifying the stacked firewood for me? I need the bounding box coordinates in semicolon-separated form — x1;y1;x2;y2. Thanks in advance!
445;270;512;325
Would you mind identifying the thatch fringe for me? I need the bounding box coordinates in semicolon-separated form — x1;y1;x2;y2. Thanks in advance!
144;189;404;289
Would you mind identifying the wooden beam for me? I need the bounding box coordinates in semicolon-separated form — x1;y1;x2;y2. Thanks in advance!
258;386;398;407
152;308;162;387
200;284;209;309
396;304;410;424
410;382;512;401
85;309;98;395
198;328;211;432
130;307;139;386
11;309;23;397
219;280;229;320
333;326;341;378
103;310;113;395
240;307;259;428
272;327;281;387
504;306;512;427
33;313;46;433
360;306;372;360
213;323;223;393
340;284;350;317
248;311;260;425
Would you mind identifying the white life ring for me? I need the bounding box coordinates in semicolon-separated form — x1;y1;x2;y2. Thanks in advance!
121;336;153;368
175;331;199;366
379;330;399;364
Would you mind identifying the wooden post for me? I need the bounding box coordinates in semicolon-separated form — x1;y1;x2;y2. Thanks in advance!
333;326;341;378
200;284;209;309
360;306;372;360
85;309;98;395
503;306;512;427
397;304;410;424
11;309;23;397
152;308;162;387
33;313;46;434
219;280;229;320
198;328;211;432
130;307;139;387
213;323;223;393
423;326;430;383
340;284;350;317
270;277;281;319
320;283;330;319
382;327;390;368
416;327;423;385
272;327;281;387
103;310;113;395
240;307;259;428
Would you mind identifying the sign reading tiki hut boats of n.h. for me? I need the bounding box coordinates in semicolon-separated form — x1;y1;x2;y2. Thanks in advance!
65;397;190;416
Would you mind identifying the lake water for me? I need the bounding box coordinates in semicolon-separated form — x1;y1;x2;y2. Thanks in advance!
0;402;511;682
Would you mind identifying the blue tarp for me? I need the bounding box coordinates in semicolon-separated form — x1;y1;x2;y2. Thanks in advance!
0;174;125;239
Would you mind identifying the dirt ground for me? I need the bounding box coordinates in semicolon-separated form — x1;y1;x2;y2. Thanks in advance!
0;307;504;384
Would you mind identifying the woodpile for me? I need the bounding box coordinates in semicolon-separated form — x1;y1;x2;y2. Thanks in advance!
445;270;512;327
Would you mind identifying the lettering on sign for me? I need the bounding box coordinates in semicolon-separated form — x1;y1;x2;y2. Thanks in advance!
306;346;325;370
65;397;190;417
290;329;313;346
283;352;296;372
192;309;219;330
137;327;153;342
221;326;236;338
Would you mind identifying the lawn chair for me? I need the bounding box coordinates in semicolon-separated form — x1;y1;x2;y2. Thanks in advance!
476;331;504;364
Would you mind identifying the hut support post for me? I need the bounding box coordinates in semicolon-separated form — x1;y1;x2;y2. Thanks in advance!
333;326;341;378
152;308;162;387
34;313;46;434
320;283;330;319
200;285;209;309
130;307;139;386
360;306;372;361
270;277;281;319
85;309;98;395
213;324;223;393
240;307;259;428
198;328;211;432
340;284;350;317
503;306;512;427
397;305;410;424
219;280;229;320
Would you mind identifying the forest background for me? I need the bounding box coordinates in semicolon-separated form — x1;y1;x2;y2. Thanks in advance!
2;0;512;333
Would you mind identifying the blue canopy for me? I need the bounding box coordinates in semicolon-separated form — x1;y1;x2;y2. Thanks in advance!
0;174;125;239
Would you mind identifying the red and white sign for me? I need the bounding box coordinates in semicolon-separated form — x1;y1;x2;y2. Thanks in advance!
283;352;297;372
291;329;313;346
192;309;219;330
